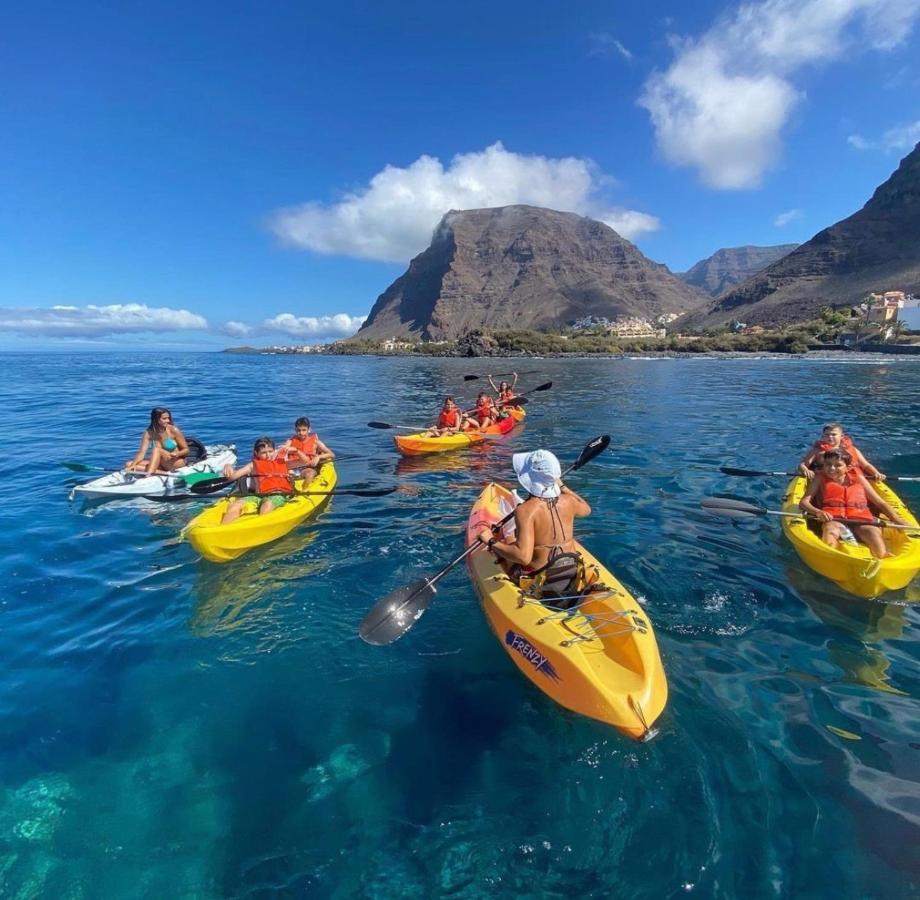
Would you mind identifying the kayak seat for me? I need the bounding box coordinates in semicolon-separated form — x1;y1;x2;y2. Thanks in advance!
186;437;207;464
516;552;598;610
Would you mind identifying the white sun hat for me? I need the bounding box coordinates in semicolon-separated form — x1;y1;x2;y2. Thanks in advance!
512;449;562;499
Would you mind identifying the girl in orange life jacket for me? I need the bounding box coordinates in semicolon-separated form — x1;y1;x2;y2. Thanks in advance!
798;422;885;481
426;397;470;436
799;450;906;557
279;417;335;484
219;437;304;525
472;392;498;428
488;372;518;405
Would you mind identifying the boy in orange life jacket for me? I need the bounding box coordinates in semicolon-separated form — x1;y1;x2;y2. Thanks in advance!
797;421;885;481
279;417;335;484
426;397;474;436
219;436;306;524
799;450;906;557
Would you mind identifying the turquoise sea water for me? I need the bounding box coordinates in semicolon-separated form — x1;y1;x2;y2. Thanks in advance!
1;352;918;898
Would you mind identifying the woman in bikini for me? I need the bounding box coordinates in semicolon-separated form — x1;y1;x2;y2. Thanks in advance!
476;449;591;575
125;407;189;474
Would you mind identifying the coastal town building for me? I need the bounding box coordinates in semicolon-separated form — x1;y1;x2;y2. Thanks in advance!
865;291;907;324
604;317;666;338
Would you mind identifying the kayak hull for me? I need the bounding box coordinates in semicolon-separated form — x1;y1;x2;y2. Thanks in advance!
183;462;337;563
70;444;237;499
781;476;920;598
465;482;668;740
394;407;525;456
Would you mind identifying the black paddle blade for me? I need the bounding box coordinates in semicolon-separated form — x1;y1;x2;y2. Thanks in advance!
190;477;234;495
532;381;552;392
720;466;794;478
700;497;767;518
571;434;610;471
367;421;394;429
501;396;529;408
463;375;479;381
359;578;438;645
142;494;199;503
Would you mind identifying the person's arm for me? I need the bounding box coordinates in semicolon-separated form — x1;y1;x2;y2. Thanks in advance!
488;376;499;393
510;372;518;389
561;484;591;517
798;446;818;478
286;450;310;469
222;461;253;480
799;477;831;521
852;445;884;481
314;438;335;462
478;506;535;566
126;431;151;468
860;477;907;525
171;427;189;461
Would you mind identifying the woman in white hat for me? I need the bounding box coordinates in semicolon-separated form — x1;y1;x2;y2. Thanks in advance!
477;449;591;575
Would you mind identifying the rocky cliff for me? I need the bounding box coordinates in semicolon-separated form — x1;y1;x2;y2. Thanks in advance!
684;143;920;327
681;245;798;296
356;206;707;340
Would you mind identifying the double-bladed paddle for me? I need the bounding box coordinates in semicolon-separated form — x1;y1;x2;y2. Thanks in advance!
145;485;397;503
358;433;611;646
720;466;919;482
700;496;920;531
463;370;540;382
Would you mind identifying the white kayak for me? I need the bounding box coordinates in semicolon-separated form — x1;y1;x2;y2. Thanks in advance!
69;443;237;500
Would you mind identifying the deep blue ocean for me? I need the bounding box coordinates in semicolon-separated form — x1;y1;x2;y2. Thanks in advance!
0;352;918;898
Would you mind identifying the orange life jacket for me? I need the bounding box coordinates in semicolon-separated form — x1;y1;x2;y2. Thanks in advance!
438;409;460;428
814;434;856;456
475;400;493;423
499;389;515;403
287;433;318;460
251;456;293;495
817;471;873;522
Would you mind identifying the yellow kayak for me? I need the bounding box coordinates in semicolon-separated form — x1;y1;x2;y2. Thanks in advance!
781;476;920;598
465;482;668;740
183;462;337;563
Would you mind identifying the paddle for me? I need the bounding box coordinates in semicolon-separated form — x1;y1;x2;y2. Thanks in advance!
358;433;611;646
367;421;431;431
700;497;920;531
720;466;920;483
463;370;540;382
146;486;397;503
368;395;533;433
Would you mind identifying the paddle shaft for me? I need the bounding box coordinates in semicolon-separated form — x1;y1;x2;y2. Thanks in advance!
720;466;913;482
463;370;539;381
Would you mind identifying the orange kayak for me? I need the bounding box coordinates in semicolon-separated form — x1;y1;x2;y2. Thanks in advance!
394;407;525;456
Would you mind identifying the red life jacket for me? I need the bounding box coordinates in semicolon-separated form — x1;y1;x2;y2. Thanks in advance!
475;401;493;423
287;433;318;460
814;434;856;456
817;471;873;522
251;456;293;495
499;389;515;403
438;409;460;428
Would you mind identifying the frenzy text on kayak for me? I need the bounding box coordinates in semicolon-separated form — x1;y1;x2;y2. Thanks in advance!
504;630;561;682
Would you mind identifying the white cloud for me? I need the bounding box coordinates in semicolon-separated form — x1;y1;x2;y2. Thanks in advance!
263;313;366;339
848;118;920;151
267;142;660;263
221;320;253;337
640;0;920;189
774;208;803;226
0;303;208;337
589;32;633;60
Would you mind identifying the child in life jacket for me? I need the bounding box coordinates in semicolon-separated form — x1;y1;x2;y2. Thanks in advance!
799;450;906;557
219;436;307;524
471;392;498;428
279;417;335;484
426;397;471;436
798;422;885;481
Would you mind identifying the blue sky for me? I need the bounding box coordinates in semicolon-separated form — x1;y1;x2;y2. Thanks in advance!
1;0;918;349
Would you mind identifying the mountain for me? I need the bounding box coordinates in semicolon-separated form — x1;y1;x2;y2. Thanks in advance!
681;245;798;296
355;205;708;341
684;143;920;328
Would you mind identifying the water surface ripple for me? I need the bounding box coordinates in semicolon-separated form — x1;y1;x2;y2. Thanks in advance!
0;353;917;897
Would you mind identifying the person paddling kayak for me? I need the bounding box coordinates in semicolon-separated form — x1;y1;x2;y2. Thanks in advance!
425;396;475;436
279;416;335;484
125;407;189;474
798;422;885;481
799;450;906;557
219;436;310;524
477;449;592;590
